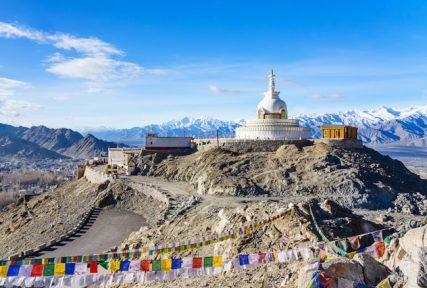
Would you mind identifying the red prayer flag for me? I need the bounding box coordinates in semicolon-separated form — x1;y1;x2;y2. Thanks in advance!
374;242;385;257
89;262;98;273
258;252;266;264
141;260;150;272
319;271;334;287
192;257;203;269
31;264;44;277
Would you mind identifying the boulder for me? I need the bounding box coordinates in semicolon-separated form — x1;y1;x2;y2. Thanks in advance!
321;258;365;284
385;225;427;288
353;253;389;286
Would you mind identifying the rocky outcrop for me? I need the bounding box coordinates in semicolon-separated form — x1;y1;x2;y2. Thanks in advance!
137;142;427;212
384;225;427;288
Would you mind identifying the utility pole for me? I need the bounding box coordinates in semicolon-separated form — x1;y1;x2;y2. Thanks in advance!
216;129;219;147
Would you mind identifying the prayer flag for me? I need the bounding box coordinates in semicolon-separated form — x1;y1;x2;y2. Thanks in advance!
120;261;130;271
151;260;161;271
376;277;392;288
203;256;213;268
7;265;20;277
248;254;259;269
75;263;88;275
18;265;32;277
141;260;150;272
182;257;193;269
99;261;109;271
54;263;65;276
172;258;182;270
239;254;249;266
89;262;98;273
193;257;203;269
65;263;75;275
213;256;223;268
258;252;266;264
348;236;361;250
304;261;320;272
374;242;385;257
108;260;119;272
43;263;55;276
277;251;287;263
372;231;383;243
130;261;140;272
0;266;8;278
318;271;334;287
161;259;172;271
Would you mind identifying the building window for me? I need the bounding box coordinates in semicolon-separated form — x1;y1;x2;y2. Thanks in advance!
323;130;328;137
335;130;340;138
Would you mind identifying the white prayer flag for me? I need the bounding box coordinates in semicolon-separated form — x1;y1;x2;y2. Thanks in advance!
95;274;106;286
299;247;312;260
18;265;33;277
15;276;26;287
372;230;383;243
34;277;44;288
75;263;87;275
182;257;193;268
24;277;35;288
146;271;157;283
62;276;73;287
5;276;18;287
180;268;190;279
233;258;243;272
223;259;232;272
130;260;140;272
123;272;135;284
304;261;320;272
114;273;124;285
135;271;145;284
248;254;259;269
278;251;287;263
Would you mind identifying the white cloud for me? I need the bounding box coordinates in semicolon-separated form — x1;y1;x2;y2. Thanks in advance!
0;77;41;116
208;85;242;95
305;94;349;101
0;21;145;93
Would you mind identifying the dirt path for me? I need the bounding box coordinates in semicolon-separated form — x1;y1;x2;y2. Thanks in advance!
29;208;146;259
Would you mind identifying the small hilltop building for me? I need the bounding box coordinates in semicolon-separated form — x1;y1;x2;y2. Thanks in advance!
321;125;358;140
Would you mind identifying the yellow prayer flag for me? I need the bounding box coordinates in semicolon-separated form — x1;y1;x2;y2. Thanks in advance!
161;259;172;271
346;251;357;259
213;256;223;267
110;260;120;272
376;277;391;288
54;263;65;276
0;266;7;278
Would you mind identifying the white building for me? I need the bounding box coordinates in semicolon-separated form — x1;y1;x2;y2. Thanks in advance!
145;134;193;150
235;70;312;140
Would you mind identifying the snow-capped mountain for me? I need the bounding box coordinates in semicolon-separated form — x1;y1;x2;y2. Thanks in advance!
86;105;427;147
86;117;243;146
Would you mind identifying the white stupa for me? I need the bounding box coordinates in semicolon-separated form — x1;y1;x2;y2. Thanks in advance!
235;70;312;140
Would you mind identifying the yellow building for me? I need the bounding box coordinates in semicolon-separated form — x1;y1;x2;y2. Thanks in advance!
321;125;358;140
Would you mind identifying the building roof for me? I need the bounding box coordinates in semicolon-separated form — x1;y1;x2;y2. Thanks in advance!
321;125;358;129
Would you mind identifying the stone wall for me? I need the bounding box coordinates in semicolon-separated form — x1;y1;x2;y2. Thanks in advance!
195;138;313;153
84;166;112;184
314;138;364;149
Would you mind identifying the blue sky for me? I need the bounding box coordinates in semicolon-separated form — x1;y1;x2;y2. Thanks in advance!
0;1;427;129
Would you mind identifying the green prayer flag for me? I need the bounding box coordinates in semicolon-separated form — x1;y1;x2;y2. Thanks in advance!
384;235;392;245
99;261;109;270
43;264;55;276
152;260;161;271
203;256;213;267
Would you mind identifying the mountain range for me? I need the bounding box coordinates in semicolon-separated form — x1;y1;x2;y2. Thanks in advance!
0;124;125;160
84;105;427;147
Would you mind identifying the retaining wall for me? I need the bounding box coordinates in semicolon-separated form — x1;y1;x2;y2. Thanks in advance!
126;181;169;206
84;166;112;184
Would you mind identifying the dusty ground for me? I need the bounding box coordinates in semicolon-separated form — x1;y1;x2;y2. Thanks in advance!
137;143;427;214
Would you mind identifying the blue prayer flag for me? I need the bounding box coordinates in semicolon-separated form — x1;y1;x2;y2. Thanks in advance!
172;258;182;270
7;265;20;277
120;261;130;271
239;254;249;266
65;263;76;275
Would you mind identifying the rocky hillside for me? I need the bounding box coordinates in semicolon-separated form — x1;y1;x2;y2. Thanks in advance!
137;142;427;213
0;123;124;159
